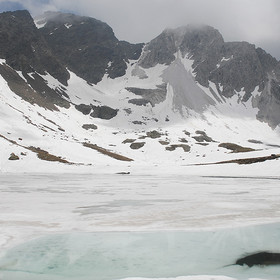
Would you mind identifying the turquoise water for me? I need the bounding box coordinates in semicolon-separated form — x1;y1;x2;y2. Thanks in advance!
1;224;280;280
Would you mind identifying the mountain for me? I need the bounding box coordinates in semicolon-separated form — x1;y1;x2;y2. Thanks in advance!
139;25;280;126
0;10;279;172
37;11;143;84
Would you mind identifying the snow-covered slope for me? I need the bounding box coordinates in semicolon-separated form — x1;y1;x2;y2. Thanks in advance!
0;10;279;174
0;55;279;175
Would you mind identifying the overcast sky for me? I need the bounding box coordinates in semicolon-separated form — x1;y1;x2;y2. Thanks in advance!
1;0;280;59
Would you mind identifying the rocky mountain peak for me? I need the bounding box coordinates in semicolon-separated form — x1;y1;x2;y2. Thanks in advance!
172;24;224;52
0;9;69;85
0;9;32;23
139;22;278;97
139;24;224;68
38;11;143;84
36;11;91;25
0;10;280;129
36;11;115;40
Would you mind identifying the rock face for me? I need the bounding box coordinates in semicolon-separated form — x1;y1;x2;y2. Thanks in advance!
138;24;280;127
0;10;280;127
38;11;143;84
90;105;118;120
0;10;69;85
126;84;167;106
139;25;277;96
0;10;142;117
75;104;92;115
74;104;118;120
0;10;70;109
0;10;143;88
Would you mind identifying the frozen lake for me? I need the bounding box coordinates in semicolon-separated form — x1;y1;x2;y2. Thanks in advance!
0;173;280;279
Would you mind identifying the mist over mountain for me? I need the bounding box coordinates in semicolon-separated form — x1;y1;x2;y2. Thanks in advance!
0;9;279;171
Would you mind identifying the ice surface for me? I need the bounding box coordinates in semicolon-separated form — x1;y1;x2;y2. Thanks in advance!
0;174;280;280
0;224;280;280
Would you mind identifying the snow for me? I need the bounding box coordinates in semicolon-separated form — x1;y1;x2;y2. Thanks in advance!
0;60;279;173
221;56;233;62
162;57;215;113
179;52;194;72
0;174;280;280
64;23;72;29
33;15;47;29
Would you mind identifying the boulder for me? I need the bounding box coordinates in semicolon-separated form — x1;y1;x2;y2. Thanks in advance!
82;124;98;130
130;142;145;150
9;153;19;160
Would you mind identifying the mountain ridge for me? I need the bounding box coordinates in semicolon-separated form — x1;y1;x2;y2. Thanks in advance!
0;10;279;171
36;11;143;84
0;9;279;125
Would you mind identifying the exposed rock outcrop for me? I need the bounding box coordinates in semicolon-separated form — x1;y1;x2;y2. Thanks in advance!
165;144;191;152
126;84;167;106
146;130;163;139
82;124;98;130
192;131;215;143
130;142;145;149
90;105;118;120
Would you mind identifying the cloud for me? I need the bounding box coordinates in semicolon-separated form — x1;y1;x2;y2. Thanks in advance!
0;0;57;14
1;0;280;59
0;1;24;12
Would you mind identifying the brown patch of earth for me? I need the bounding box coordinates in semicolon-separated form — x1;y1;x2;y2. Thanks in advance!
192;154;280;166
28;146;71;163
83;142;133;161
219;142;256;153
0;133;76;164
